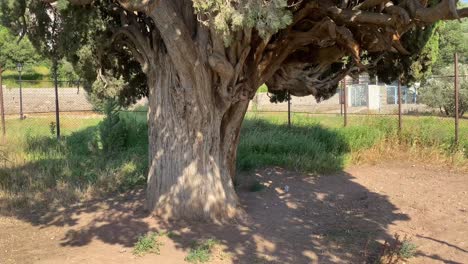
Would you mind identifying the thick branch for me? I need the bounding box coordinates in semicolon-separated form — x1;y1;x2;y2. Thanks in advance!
415;0;468;22
149;0;200;82
111;26;152;71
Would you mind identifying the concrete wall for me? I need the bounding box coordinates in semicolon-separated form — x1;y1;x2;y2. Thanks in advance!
250;93;343;114
250;90;434;114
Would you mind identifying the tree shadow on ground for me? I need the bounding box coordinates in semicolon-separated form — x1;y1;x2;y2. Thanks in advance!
155;168;409;263
0;120;411;263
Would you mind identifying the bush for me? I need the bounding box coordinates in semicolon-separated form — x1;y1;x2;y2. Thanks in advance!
420;64;468;117
99;100;128;153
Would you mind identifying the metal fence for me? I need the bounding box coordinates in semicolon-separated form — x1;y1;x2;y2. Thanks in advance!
250;54;466;146
0;54;466;146
0;77;95;141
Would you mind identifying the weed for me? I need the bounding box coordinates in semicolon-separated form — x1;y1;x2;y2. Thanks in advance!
368;234;418;264
49;122;56;136
398;240;418;259
133;232;163;256
185;238;219;263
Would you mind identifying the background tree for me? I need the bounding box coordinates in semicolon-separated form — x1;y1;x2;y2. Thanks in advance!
420;64;468;117
2;0;467;221
0;25;43;69
433;19;468;73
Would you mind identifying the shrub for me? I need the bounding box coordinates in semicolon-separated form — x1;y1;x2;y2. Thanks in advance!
99;99;128;153
420;64;468;118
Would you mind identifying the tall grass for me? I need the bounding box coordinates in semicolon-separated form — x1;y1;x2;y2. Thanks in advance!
0;112;147;211
1;111;466;211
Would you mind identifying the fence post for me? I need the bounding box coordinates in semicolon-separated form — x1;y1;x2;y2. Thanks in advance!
340;81;343;116
53;59;61;139
454;52;459;146
398;77;402;133
0;66;5;143
343;77;348;127
19;67;24;120
287;90;291;128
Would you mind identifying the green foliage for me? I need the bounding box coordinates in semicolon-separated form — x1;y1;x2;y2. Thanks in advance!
185;239;219;263
133;232;163;256
434;20;468;73
237;116;352;172
257;84;268;93
398;241;418;259
370;22;441;85
0;25;44;69
58;58;79;80
420;64;468;117
372;234;417;264
193;0;292;45
99;100;129;153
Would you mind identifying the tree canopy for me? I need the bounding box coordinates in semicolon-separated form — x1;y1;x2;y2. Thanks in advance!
434;18;468;72
0;25;43;69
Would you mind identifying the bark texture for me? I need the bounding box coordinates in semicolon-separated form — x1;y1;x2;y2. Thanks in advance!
144;50;250;220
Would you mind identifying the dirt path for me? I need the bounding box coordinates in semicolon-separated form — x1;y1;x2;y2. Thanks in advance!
1;162;467;264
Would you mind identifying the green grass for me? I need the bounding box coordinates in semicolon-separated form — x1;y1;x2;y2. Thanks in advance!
0;112;148;210
185;239;219;263
133;232;163;256
238;112;468;173
1;111;467;210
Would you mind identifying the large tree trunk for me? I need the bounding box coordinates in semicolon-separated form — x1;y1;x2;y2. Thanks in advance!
145;55;249;221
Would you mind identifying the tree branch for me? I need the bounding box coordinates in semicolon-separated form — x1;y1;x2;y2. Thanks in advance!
111;21;152;70
149;0;200;82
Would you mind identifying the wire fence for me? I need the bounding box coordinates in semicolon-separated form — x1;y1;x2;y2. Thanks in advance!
249;61;467;147
0;54;466;147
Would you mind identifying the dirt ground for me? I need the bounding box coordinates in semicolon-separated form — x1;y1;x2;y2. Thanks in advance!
0;162;467;264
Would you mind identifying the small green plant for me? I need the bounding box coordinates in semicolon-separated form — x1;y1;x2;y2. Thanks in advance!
371;234;418;264
398;240;418;259
185;238;219;263
133;232;162;256
49;122;56;136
